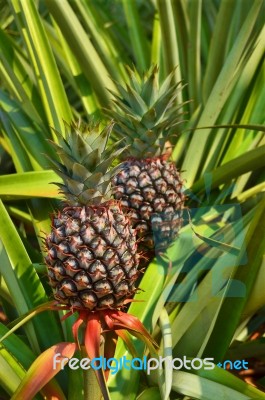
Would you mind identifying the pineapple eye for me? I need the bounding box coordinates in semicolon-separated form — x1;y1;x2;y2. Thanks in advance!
53;216;64;228
90;236;105;249
74;271;92;289
154;178;167;193
127;266;138;280
120;199;130;208
149;168;161;180
151;214;162;231
94;278;113;294
77;249;94;269
140;204;153;219
117;169;130;183
135;222;149;233
125;178;138;194
47;246;57;260
55;288;67;301
102;248;115;261
112;209;126;224
47;268;56;282
90;237;107;258
80;291;97;309
64;218;80;235
115;223;129;235
128;209;139;220
102;249;119;268
57;241;70;258
117;250;131;264
98;295;115;308
138;172;152;188
80;224;96;243
142;187;156;201
129;165;141;177
172;211;182;221
164;206;174;216
114;280;129;296
166;189;177;204
173;224;182;235
111;235;123;248
64;257;80;272
130;194;144;209
68;234;83;252
127;237;138;252
92;215;107;232
153;197;166;212
108;266;124;281
51;226;65;243
53;262;66;279
114;186;125;199
88;260;107;278
59;278;77;296
162;167;175;184
160;225;171;238
176;194;185;205
70;298;83;309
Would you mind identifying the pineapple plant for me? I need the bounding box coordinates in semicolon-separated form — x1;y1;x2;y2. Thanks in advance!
1;1;265;399
108;66;186;256
45;120;140;311
1;121;157;399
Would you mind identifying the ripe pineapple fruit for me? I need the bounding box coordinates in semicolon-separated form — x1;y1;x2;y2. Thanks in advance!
45;121;139;311
108;66;186;254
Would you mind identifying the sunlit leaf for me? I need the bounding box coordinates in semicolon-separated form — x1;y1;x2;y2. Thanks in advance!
11;342;76;400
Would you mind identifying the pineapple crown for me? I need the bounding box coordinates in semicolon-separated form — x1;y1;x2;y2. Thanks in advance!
107;65;187;159
47;120;125;205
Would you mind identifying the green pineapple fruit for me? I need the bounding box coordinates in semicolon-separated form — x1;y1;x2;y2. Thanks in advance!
45;121;139;311
107;66;186;255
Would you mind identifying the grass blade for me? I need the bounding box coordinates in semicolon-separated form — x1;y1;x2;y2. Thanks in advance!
121;0;150;72
182;0;263;185
9;0;72;133
0;200;63;351
45;0;116;107
0;171;61;200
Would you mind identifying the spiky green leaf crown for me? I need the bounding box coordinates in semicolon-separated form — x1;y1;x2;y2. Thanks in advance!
107;66;187;159
48;120;125;205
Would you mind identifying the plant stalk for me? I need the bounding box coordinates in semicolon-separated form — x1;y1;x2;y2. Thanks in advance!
81;345;102;400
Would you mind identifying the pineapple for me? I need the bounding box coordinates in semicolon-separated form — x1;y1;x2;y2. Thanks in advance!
107;66;186;255
44;121;139;311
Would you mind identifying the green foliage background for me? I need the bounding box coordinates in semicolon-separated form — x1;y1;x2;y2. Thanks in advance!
0;0;264;399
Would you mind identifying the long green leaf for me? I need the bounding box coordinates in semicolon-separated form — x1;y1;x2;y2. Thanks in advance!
0;91;56;170
0;27;46;125
192;145;265;194
122;0;150;72
45;0;116;107
187;0;202;110
0;171;61;200
182;0;263;185
191;363;265;399
0;200;63;351
202;0;238;100
11;342;75;400
0;348;26;396
200;198;265;360
9;0;72;133
157;0;182;98
171;370;265;399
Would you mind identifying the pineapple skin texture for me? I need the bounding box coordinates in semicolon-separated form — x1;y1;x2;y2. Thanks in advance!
45;201;139;311
113;157;185;252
